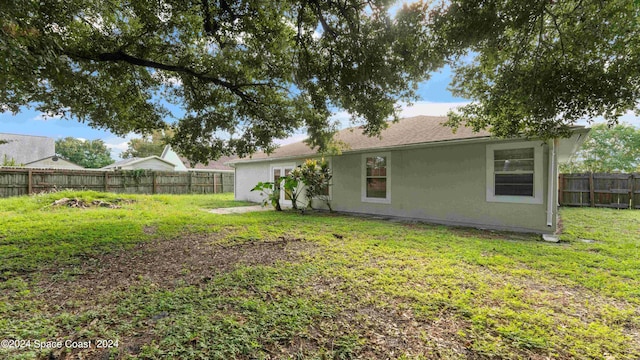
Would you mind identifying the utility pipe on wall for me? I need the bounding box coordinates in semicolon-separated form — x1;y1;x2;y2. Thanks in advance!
546;139;558;227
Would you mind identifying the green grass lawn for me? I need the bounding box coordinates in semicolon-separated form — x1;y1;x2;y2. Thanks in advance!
0;191;638;359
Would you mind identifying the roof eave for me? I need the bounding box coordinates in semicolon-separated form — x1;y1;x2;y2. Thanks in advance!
228;135;495;165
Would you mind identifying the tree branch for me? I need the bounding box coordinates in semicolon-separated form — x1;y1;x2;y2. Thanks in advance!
309;0;337;38
544;6;566;57
65;49;263;102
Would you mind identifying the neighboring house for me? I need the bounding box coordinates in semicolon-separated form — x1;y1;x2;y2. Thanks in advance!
24;156;84;170
102;156;176;171
160;145;235;173
229;115;589;234
0;133;55;165
160;145;188;171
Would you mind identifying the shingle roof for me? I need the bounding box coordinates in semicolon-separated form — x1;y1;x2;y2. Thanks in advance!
181;155;236;171
102;156;175;169
102;157;143;168
231;115;491;163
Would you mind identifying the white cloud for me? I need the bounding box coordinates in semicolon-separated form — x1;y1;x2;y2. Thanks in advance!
33;112;63;121
399;101;471;118
103;133;139;159
577;110;640;128
152;72;183;87
76;137;87;142
157;1;172;22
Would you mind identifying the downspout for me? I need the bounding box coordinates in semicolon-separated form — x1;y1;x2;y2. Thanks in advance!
546;139;558;227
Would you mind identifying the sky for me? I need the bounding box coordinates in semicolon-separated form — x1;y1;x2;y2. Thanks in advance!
2;66;639;161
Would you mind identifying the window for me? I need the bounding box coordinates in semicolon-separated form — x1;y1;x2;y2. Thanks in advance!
494;148;534;196
486;143;543;204
362;153;390;203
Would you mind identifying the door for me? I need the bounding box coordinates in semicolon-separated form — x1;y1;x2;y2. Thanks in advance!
272;165;295;206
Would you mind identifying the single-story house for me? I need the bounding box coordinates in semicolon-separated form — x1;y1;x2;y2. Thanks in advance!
24;156;84;170
102;156;177;171
160;145;236;173
228;115;589;234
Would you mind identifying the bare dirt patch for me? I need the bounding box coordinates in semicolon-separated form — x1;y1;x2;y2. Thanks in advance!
49;197;135;209
37;233;315;306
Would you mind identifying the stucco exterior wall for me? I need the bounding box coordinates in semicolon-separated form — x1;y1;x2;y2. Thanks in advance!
0;134;55;165
234;140;556;233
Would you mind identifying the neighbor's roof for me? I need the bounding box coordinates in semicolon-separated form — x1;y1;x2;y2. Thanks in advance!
24;155;84;167
102;156;175;169
180;155;236;171
230;115;491;164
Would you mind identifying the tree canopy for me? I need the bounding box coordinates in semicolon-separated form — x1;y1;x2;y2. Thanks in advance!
560;124;640;173
121;129;172;159
55;137;114;168
2;0;639;162
435;0;640;138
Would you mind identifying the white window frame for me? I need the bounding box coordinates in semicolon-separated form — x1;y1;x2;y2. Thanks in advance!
486;142;544;204
317;157;332;201
361;152;391;204
303;157;333;201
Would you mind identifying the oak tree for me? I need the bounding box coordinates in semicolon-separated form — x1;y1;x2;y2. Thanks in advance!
1;0;439;163
433;0;640;138
2;0;638;162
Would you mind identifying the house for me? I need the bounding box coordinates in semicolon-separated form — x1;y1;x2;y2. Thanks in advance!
160;145;235;173
102;156;177;171
228;115;589;234
0;133;55;165
160;146;188;171
24;156;84;170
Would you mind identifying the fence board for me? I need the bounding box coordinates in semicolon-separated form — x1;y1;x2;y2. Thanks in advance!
0;168;234;198
559;172;638;209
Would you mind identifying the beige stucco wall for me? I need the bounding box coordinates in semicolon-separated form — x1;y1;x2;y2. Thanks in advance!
234;140;557;233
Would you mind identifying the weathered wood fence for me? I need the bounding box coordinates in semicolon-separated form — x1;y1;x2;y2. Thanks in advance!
559;173;640;209
0;167;234;198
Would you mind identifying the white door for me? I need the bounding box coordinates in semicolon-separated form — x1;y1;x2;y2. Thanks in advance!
272;165;295;206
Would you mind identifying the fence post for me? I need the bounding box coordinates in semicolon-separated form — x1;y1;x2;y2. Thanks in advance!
220;172;224;193
630;173;635;209
152;172;157;194
27;170;32;195
589;172;595;207
213;173;218;194
188;172;192;193
558;173;564;205
104;172;109;192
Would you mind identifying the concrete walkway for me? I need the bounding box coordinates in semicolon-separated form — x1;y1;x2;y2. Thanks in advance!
208;205;271;214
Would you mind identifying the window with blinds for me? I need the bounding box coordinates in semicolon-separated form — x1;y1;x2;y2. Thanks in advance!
493;148;535;196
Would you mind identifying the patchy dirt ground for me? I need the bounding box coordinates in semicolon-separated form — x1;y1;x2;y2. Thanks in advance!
28;234;317;360
37;233;313;306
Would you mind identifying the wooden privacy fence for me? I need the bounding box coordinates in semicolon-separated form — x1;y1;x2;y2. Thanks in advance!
558;173;640;209
0;167;234;198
